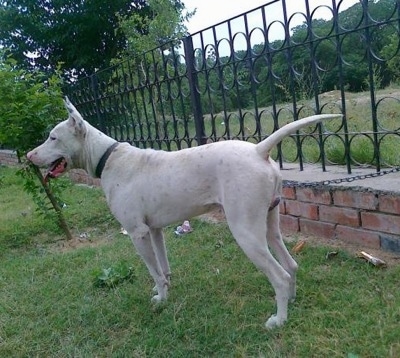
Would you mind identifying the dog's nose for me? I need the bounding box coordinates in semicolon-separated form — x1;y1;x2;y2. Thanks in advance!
26;151;34;161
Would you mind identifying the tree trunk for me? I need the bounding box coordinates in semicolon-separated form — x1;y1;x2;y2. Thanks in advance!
31;165;74;241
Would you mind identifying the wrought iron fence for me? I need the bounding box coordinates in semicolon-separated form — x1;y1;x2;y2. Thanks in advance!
64;0;400;173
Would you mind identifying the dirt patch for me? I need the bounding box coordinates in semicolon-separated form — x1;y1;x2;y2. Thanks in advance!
43;227;122;253
295;235;400;268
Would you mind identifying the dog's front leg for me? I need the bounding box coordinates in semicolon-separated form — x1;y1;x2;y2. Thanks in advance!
130;230;169;303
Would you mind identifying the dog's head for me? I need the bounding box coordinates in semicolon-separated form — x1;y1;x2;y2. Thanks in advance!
27;97;88;182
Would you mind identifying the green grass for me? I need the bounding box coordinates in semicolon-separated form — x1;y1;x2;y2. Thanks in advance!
0;165;118;251
1;166;400;357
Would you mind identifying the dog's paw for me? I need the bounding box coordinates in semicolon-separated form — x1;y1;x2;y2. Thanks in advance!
265;314;286;329
151;294;167;304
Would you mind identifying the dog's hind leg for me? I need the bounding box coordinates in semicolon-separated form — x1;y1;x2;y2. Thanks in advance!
225;210;291;329
130;227;169;303
150;228;171;287
266;207;298;302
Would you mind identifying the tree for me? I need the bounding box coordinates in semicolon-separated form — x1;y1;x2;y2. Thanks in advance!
0;0;188;79
0;57;64;154
117;0;192;59
0;54;73;240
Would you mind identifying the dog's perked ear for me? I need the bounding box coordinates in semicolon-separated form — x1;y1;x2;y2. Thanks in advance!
63;96;75;114
63;97;87;137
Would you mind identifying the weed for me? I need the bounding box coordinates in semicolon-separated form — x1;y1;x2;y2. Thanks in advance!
92;260;136;288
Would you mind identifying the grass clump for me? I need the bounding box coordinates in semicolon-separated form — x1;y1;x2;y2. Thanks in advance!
92;260;136;288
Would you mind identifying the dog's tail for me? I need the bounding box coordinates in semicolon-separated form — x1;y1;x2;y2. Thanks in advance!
256;114;342;158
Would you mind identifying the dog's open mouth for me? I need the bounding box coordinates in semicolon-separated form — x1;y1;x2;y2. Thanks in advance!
45;157;67;182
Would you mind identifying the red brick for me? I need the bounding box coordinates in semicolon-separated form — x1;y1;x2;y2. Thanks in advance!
379;195;400;214
282;186;296;200
336;225;381;249
285;201;319;220
319;205;360;227
361;212;400;235
280;215;299;234
333;190;377;210
296;188;331;205
299;218;335;239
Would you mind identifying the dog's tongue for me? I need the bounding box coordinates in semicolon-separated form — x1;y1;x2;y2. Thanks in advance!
45;158;66;182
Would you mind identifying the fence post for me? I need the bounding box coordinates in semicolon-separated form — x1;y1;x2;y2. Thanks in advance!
90;74;107;134
363;0;381;172
183;36;206;146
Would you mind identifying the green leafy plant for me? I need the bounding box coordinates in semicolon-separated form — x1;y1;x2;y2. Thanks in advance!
92;261;136;288
0;54;73;239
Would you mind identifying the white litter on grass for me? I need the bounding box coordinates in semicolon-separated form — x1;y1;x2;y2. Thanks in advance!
175;220;192;236
120;221;193;237
79;232;90;239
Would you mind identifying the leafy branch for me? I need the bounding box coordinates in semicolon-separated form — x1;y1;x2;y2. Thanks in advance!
0;55;73;240
17;164;73;240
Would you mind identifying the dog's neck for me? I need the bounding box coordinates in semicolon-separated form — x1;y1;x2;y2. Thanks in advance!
95;142;120;178
80;122;118;178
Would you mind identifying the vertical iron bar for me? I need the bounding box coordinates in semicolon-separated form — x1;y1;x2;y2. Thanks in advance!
244;12;261;142
262;6;282;168
363;0;381;172
332;0;351;174
90;74;106;134
214;24;230;140
305;0;326;171
183;36;206;146
282;0;303;170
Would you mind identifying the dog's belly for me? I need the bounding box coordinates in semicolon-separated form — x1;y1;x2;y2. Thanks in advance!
106;180;221;229
146;203;220;228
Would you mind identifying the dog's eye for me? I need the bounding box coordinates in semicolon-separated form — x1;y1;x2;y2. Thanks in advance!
50;136;56;141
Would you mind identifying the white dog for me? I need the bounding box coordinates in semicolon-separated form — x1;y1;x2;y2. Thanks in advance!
27;98;340;329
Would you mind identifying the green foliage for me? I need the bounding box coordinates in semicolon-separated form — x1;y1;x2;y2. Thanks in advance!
118;0;193;59
0;56;64;153
92;261;136;288
0;166;119;250
16;165;71;219
381;33;400;82
0;0;188;78
0;166;68;249
0;57;74;238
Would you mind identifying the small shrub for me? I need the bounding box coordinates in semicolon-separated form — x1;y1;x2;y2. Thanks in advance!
92;261;136;288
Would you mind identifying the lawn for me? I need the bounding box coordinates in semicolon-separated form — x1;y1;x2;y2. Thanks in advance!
1;165;400;357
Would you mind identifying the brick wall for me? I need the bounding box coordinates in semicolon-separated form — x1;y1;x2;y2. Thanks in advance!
0;149;19;166
2;149;399;253
280;185;400;253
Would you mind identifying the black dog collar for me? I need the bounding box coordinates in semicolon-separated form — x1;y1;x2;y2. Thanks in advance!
95;142;119;178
